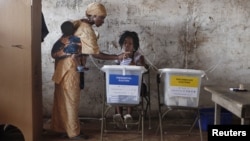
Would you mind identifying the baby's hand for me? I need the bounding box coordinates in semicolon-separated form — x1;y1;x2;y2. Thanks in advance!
61;37;69;45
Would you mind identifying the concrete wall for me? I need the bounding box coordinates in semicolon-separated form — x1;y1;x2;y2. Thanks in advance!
41;0;250;117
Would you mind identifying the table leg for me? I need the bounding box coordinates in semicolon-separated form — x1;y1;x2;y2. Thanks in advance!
214;103;221;125
241;118;250;125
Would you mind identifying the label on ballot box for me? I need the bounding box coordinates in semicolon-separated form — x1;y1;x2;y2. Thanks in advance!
168;75;199;98
108;74;139;104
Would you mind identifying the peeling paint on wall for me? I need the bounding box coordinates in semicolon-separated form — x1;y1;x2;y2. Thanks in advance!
42;0;250;117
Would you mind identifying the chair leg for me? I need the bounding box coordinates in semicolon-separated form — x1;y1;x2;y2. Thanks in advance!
144;96;152;130
100;104;105;141
198;118;203;141
141;104;144;141
188;110;203;141
147;105;152;130
188;112;199;134
100;117;104;141
159;112;163;141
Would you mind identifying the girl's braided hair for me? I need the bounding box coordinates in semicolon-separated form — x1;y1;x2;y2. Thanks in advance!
118;31;140;51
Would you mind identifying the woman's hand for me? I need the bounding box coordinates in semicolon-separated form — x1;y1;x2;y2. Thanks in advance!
117;52;131;60
52;49;64;59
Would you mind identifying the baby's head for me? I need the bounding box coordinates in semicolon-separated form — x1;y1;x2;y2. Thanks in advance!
119;31;139;52
61;21;75;36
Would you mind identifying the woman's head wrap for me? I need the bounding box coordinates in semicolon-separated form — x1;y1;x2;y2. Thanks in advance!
86;2;107;17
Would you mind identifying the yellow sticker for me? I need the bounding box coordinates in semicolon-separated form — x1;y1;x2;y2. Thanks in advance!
170;75;199;87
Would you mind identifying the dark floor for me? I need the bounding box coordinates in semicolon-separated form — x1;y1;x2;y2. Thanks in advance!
0;117;208;141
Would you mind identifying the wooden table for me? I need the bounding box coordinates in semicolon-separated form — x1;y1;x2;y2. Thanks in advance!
204;86;250;125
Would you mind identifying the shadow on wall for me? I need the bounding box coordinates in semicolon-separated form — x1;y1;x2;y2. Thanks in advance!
178;21;208;69
141;22;208;70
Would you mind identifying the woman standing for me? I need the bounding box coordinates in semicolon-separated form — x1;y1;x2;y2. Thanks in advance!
50;2;127;140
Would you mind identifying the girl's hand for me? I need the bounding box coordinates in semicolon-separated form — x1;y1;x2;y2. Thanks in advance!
117;52;130;60
130;61;136;65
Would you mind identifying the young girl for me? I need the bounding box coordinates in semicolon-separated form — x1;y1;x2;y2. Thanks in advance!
113;31;147;129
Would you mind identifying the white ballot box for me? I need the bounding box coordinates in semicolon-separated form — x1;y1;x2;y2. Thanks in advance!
158;68;205;107
101;65;147;105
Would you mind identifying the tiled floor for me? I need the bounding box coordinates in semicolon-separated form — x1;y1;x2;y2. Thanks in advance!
0;117;208;141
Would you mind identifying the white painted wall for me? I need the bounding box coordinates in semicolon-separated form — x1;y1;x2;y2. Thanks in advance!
41;0;250;117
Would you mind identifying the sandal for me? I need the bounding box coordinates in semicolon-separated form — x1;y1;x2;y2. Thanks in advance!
124;114;133;130
113;114;124;129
